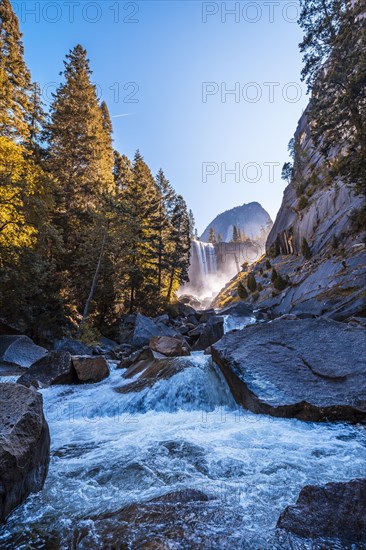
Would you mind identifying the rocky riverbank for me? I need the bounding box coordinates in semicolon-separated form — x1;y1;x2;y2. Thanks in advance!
0;303;365;548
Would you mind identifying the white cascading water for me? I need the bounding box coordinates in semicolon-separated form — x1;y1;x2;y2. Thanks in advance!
191;240;217;279
182;240;223;300
0;341;365;549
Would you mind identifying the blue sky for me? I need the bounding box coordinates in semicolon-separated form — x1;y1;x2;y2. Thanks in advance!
15;0;309;233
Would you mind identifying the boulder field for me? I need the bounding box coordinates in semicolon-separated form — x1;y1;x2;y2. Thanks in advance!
212;318;366;422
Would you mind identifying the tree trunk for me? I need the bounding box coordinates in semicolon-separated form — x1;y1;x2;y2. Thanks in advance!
78;231;106;337
166;267;175;302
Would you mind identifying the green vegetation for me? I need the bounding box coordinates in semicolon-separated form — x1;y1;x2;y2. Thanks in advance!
299;0;366;222
237;281;248;300
273;274;288;292
0;1;192;338
208;227;217;244
247;273;257;293
297;195;309;211
301;238;312;260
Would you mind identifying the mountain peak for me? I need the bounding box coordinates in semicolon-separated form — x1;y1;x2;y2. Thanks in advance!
200;202;272;243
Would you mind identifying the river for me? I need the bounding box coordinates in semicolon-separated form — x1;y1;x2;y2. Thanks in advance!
0;323;365;549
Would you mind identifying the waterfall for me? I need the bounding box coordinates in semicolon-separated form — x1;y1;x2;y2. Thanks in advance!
191;240;217;279
181;240;219;299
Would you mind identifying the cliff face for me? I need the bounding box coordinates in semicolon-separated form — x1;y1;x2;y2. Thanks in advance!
213;110;366;320
266;111;364;257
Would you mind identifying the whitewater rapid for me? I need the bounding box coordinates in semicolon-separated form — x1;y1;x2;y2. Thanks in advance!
1;352;365;548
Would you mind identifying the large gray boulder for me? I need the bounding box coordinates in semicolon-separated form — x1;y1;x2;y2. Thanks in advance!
55;338;93;355
212;319;366;422
277;478;366;544
17;351;77;388
0;384;50;523
131;313;179;349
192;316;224;351
0;335;47;368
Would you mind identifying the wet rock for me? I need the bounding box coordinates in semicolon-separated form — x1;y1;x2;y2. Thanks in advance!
0;335;47;368
17;351;77;388
131;313;179;349
220;302;253;318
71;356;110;383
277;478;366;544
212;319;366;422
72;490;222;549
178;296;201;313
198;309;217;323
192;317;224;351
55;338;93;356
186;314;199;326
0;383;50;523
0;363;27;376
114;349;185;394
153;314;170;325
149;336;190;357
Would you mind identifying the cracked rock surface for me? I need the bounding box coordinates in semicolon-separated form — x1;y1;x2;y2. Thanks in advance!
212;319;366;422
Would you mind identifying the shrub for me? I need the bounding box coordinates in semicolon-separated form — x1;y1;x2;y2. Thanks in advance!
273;274;288;291
237;281;248;300
297;195;309;210
271;268;278;282
257;283;263;292
265;259;271;270
247;273;257;292
269;237;281;258
301;237;312;259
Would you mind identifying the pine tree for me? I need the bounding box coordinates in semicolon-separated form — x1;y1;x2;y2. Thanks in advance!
273;273;288;291
237;281;248;299
0;0;31;140
218;233;223;243
155;168;175;291
46;45;115;324
247;272;257;292
232;225;241;243
113;151;133;191
166;194;191;302
208;227;216;244
188;209;195;239
47;45;114;216
301;237;312;260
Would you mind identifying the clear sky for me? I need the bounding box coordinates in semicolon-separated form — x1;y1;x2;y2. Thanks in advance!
14;0;309;233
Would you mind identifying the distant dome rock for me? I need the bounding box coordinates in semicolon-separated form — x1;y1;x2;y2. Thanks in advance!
200;202;272;244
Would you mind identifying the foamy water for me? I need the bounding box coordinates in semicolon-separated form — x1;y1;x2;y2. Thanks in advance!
0;354;365;549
